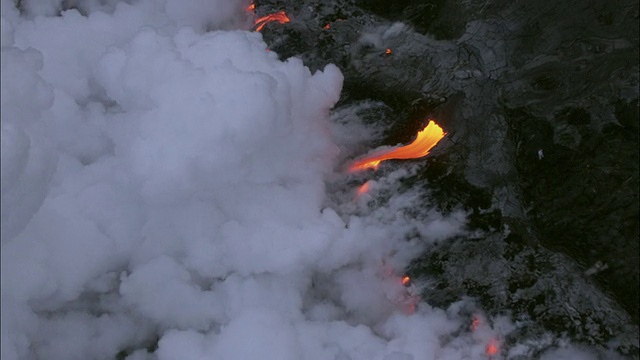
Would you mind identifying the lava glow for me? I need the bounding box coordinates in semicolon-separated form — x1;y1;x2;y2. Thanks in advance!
471;315;481;331
385;48;392;55
356;181;371;197
486;339;500;357
348;120;446;172
404;301;417;315
254;11;290;32
246;3;255;12
401;276;411;286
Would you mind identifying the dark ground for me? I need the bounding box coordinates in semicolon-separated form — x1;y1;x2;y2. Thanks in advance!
256;0;639;357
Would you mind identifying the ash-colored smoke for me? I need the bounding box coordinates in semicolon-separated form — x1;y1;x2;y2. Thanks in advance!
0;1;614;359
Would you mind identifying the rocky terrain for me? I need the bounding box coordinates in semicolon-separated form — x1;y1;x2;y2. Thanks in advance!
256;0;639;357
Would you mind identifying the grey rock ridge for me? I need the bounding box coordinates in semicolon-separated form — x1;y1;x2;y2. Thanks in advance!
256;0;639;357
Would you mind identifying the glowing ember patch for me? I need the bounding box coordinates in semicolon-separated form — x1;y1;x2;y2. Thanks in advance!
471;316;481;331
405;301;416;315
254;11;290;32
385;48;392;54
348;120;446;172
401;276;410;286
246;3;255;11
356;181;371;196
324;24;331;29
486;339;499;356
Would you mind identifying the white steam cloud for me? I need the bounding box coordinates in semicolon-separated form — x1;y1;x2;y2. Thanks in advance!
0;1;613;359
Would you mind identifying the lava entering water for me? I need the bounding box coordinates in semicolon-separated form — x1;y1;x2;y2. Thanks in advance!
348;120;446;172
254;11;290;31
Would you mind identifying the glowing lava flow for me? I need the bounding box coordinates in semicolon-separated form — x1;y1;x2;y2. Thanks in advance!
254;11;290;31
486;339;500;357
470;315;501;357
356;181;371;197
348;120;446;172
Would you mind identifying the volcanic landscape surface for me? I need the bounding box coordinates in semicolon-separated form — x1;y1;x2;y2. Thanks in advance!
259;0;639;352
1;0;638;359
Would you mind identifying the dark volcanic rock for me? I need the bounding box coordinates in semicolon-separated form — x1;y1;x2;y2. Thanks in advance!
508;103;639;322
256;0;639;356
407;231;638;356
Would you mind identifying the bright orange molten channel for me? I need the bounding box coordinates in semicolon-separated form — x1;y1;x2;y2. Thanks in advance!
254;11;290;31
348;120;446;172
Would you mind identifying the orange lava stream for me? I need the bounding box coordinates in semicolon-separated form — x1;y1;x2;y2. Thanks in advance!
348;120;446;172
254;11;290;31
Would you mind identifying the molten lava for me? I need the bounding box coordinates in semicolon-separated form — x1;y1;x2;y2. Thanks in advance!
486;339;499;356
254;11;290;31
246;3;255;11
348;120;446;172
401;276;411;286
385;48;392;55
405;301;417;315
471;315;481;331
356;181;371;197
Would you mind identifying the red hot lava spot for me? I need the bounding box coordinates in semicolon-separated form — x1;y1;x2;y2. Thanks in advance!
486;339;499;357
471;316;481;331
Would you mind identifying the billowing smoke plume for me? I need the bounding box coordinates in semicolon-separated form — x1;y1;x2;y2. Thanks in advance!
0;1;614;359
